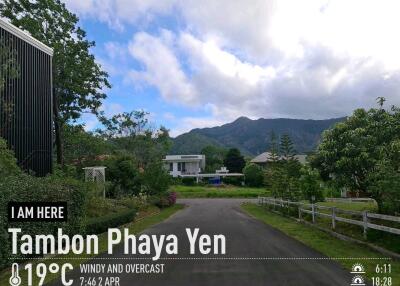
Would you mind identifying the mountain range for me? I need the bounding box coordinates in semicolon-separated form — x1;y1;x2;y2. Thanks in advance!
170;117;345;156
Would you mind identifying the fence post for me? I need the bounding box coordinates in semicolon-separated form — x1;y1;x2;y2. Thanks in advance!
298;204;302;220
312;204;316;223
363;211;368;239
331;207;336;230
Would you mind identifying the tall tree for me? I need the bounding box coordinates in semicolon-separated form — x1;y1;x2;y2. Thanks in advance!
269;130;279;162
280;134;296;161
223;148;245;173
201;145;227;173
314;105;400;212
1;0;111;166
98;110;171;168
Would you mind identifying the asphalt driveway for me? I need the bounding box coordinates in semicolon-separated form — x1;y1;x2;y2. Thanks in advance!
52;199;356;286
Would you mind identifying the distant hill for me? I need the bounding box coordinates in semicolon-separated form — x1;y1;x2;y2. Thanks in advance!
170;117;345;156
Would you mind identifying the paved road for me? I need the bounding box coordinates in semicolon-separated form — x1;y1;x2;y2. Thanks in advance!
53;199;356;286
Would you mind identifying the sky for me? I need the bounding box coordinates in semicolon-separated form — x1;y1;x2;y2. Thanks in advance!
63;0;400;137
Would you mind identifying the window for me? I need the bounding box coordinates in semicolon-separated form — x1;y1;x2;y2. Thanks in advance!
169;163;173;171
177;162;186;172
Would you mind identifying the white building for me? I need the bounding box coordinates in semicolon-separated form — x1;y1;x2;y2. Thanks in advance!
163;155;206;177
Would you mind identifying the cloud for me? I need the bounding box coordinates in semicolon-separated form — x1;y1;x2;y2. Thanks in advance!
127;32;198;105
63;0;400;135
64;0;175;31
169;116;227;137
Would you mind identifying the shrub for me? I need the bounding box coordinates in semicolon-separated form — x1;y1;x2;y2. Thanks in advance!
85;208;137;234
0;137;21;177
167;191;177;205
243;163;264;187
223;176;243;186
182;177;196;186
149;191;176;208
0;175;91;270
149;195;170;208
141;162;171;195
300;167;324;203
103;156;141;197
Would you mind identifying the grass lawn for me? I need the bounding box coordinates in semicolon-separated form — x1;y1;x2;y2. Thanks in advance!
317;201;378;212
171;185;269;198
242;203;400;283
0;204;184;286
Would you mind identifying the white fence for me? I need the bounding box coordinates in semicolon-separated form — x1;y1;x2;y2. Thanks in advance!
325;197;375;203
258;197;400;238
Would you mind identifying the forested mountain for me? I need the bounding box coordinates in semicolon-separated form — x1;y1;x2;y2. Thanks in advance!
170;117;345;156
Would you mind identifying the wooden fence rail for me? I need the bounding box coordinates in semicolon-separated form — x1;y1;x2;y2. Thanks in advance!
258;197;400;238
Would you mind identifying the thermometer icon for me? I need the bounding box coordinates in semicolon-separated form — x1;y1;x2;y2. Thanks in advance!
9;263;21;286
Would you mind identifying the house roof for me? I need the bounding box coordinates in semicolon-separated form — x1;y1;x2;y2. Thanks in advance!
250;152;307;164
250;152;274;163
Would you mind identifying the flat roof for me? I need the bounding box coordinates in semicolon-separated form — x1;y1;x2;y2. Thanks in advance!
0;18;53;56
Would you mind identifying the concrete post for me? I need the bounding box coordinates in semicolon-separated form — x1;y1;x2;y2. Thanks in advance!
363;211;368;239
312;204;316;223
331;207;336;230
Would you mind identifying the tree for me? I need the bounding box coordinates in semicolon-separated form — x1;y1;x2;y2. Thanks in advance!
201;145;227;173
63;124;110;165
280;134;296;161
140;161;171;196
98;110;149;138
223;148;245;173
1;0;111;166
300;166;324;203
103;156;141;197
269;130;279;162
376;96;386;108
98;110;171;168
243;163;264;187
314;105;400;213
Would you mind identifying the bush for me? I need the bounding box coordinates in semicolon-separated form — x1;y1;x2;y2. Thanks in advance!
85;208;137;234
300;167;324;203
0;174;91;270
243;163;264;187
167;191;177;205
182;177;196;186
0;137;21;177
223;176;243;186
103;156;141;197
141;162;171;195
149;191;176;209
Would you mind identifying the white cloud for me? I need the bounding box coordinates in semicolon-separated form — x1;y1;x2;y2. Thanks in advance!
127;32;197;105
63;0;400;135
169;116;227;137
64;0;175;31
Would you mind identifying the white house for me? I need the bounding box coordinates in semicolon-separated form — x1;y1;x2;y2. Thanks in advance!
163;155;206;177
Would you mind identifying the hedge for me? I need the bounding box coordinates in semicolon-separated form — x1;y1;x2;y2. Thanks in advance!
85;208;137;234
0;175;91;270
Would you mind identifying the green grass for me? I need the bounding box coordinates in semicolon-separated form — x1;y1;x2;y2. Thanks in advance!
242;203;400;283
171;185;269;198
317;201;378;212
0;204;184;286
